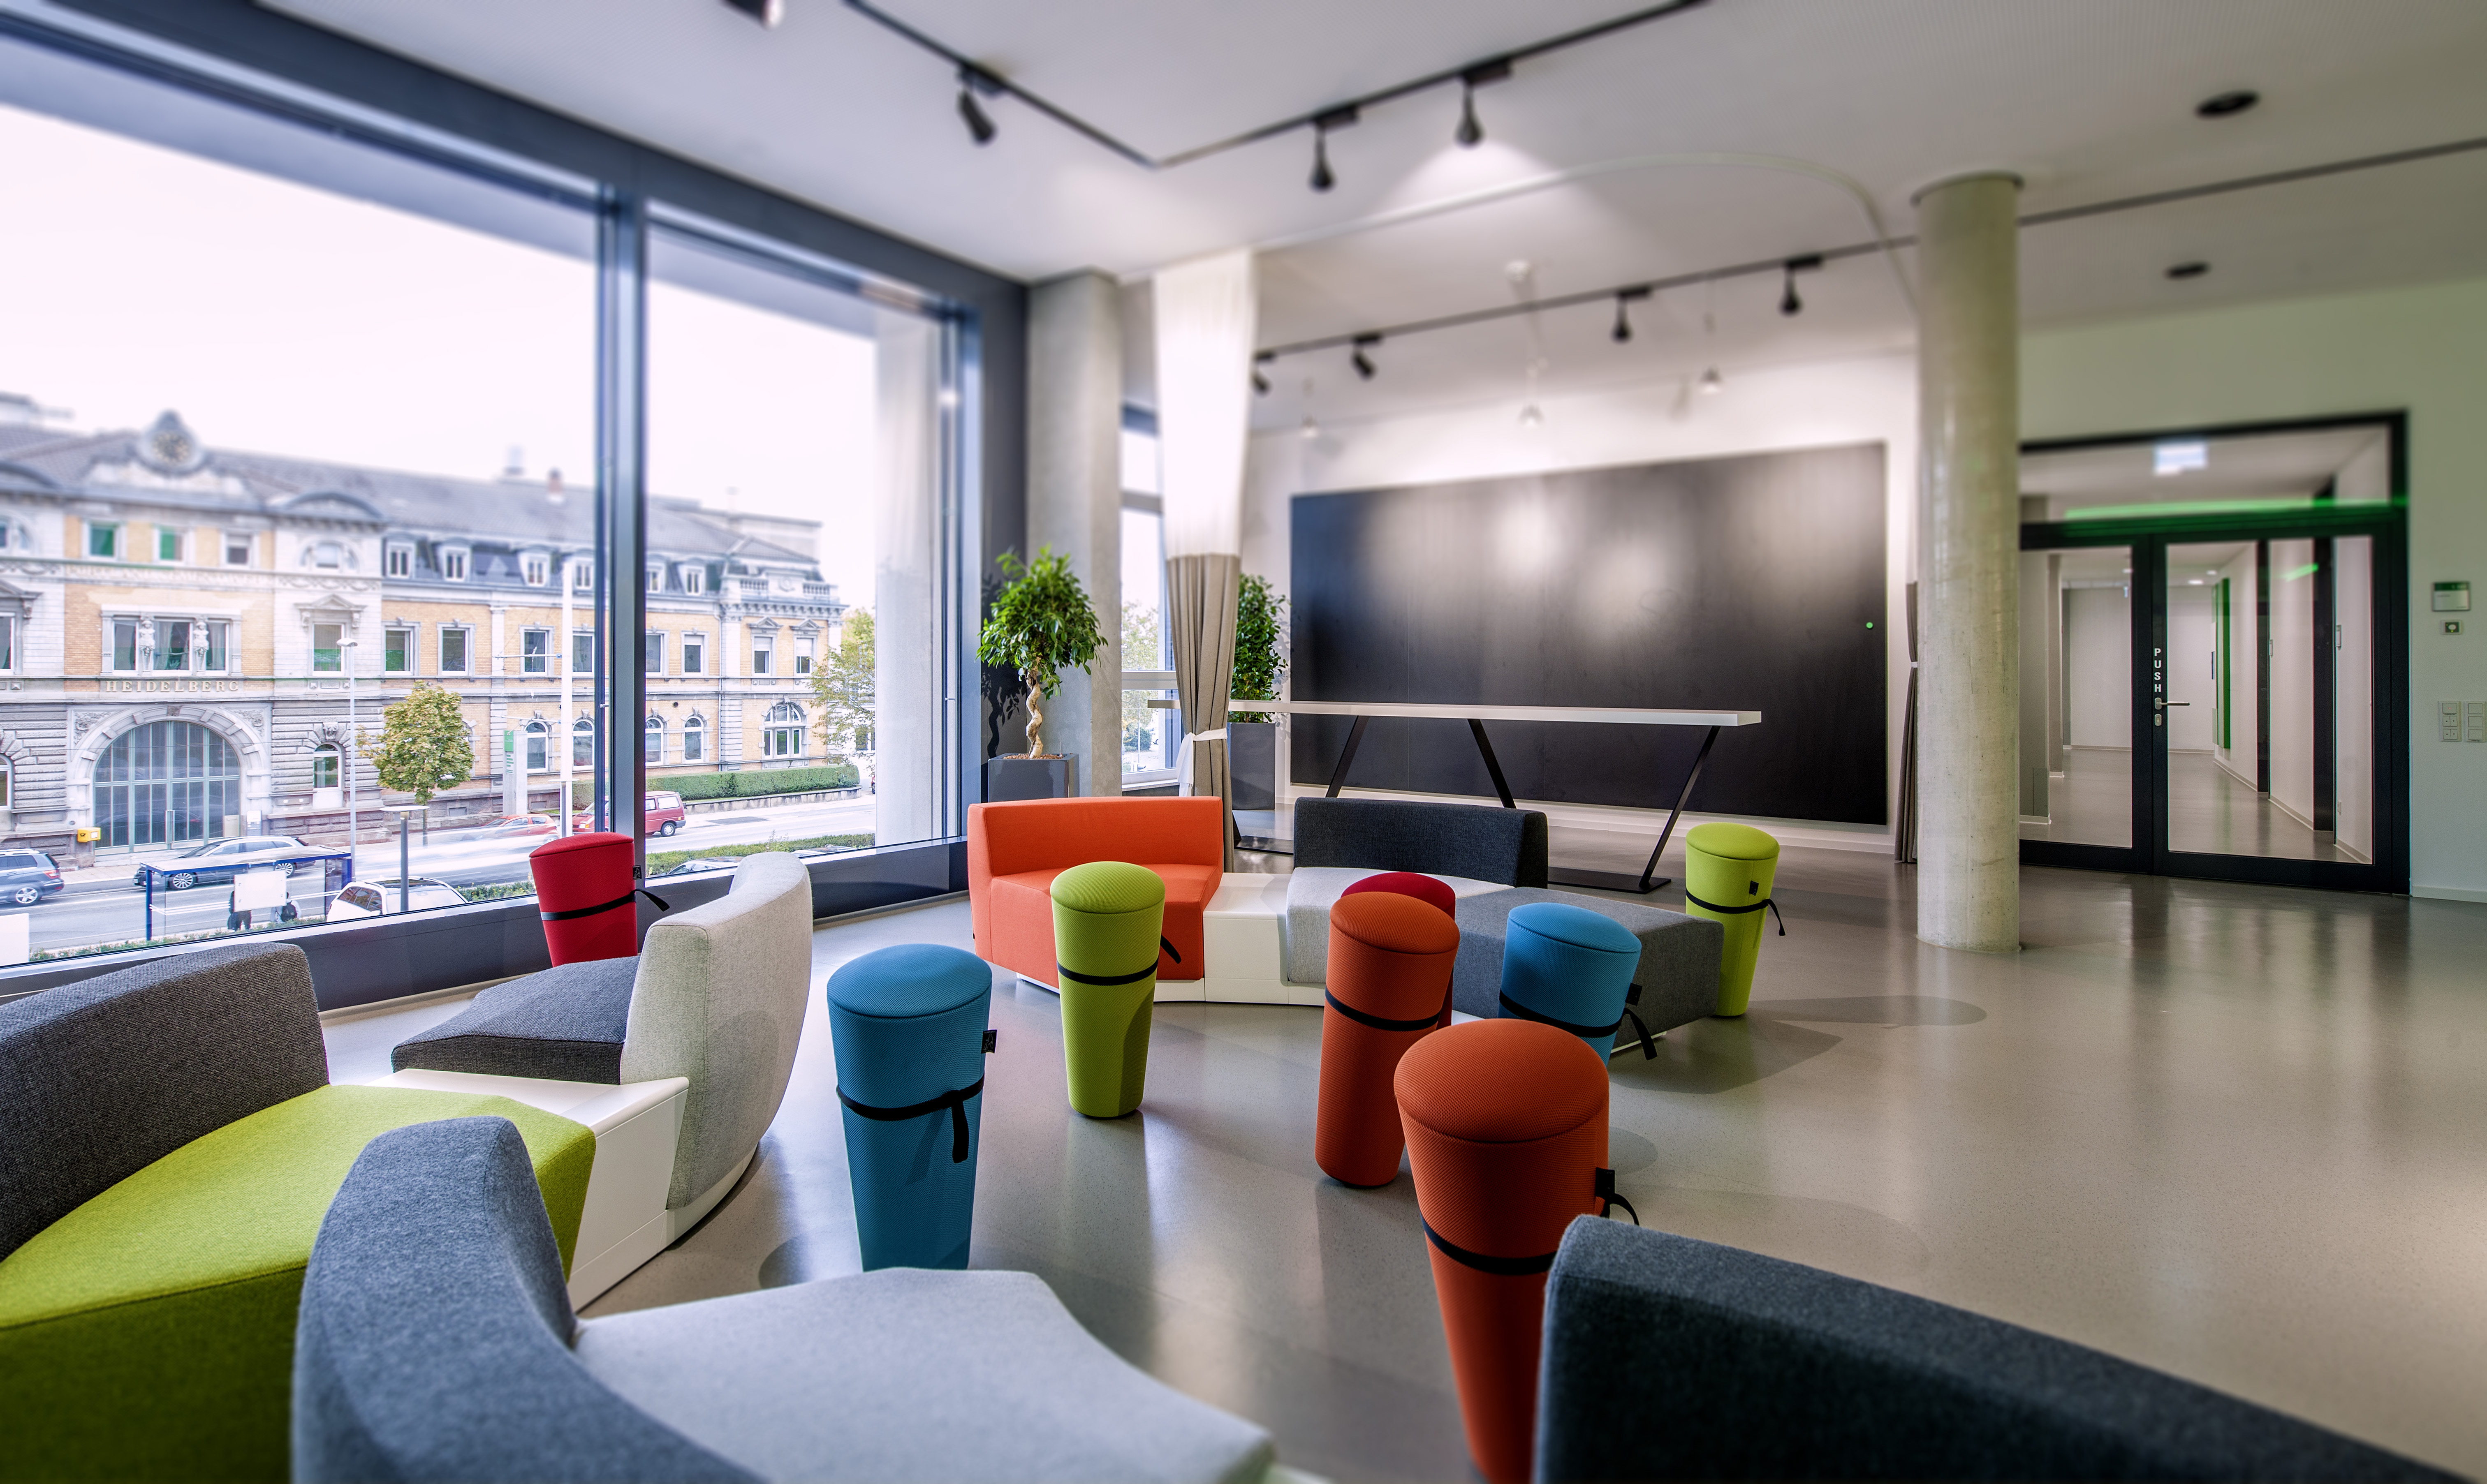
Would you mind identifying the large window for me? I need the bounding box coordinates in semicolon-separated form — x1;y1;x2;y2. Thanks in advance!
1120;424;1178;781
0;19;968;967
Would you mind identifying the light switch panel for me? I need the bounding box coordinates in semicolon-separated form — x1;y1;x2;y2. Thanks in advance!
2470;701;2487;743
2443;702;2464;742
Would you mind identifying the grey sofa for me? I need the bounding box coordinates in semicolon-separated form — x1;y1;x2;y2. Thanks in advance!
1451;889;1718;1040
394;852;815;1214
1292;796;1549;888
1536;1217;2457;1482
294;1116;1281;1484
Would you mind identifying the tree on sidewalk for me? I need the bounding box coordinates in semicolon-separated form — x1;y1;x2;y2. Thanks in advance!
359;680;475;803
811;607;875;782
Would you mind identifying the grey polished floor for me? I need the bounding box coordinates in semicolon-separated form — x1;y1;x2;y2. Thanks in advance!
2014;746;2369;861
328;856;2487;1480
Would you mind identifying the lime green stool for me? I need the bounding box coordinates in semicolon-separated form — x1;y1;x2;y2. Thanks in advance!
1681;823;1784;1017
1050;861;1166;1118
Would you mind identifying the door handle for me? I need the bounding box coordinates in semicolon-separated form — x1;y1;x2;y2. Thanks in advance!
2165;701;2191;706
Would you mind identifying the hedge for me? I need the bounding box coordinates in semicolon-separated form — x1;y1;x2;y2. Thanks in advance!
661;764;859;802
648;834;873;875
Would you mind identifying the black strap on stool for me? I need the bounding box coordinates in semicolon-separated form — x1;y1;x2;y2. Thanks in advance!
1056;936;1182;987
1499;992;1658;1060
540;886;669;923
838;1076;986;1163
1595;1166;1639;1225
1420;1219;1558;1276
1683;890;1787;936
1324;992;1441;1033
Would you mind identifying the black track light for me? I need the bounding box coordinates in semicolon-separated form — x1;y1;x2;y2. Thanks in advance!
1611;286;1649;344
1779;253;1823;317
1455;59;1510;148
957;67;1000;147
2197;89;2259;119
1350;335;1380;380
2167;260;2210;280
1308;105;1358;192
1252;355;1273;395
720;0;783;26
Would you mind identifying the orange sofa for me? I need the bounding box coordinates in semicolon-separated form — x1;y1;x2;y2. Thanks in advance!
968;797;1225;986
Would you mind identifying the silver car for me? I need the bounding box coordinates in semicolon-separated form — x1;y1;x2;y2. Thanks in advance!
326;878;470;921
133;835;312;891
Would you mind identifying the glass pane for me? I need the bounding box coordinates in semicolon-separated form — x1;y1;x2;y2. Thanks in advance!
1120;507;1165;671
2019;546;2132;847
2170;538;2373;860
644;222;949;877
1123;690;1180;777
2024;425;2394;523
0;33;596;958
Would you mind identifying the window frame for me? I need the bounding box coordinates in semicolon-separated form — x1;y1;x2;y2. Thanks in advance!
438;543;470;582
644;631;665;675
682;712;706;762
438;624;472;674
156;526;181;563
383;542;412;578
681;631;706;675
521;626;551;674
521;550;550;587
310;622;343;674
383;626;413;674
224;533;254;567
0;614;13;673
87;521;120;560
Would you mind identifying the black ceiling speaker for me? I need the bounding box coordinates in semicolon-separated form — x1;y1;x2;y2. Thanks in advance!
2197;90;2259;118
721;0;783;25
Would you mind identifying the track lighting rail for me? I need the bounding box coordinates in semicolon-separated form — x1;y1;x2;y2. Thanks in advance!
835;0;1710;171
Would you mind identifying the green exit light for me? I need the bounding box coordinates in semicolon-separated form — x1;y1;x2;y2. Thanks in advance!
1865;621;1876;629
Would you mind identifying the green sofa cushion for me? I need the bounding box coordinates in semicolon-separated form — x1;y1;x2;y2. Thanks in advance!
0;1087;595;1482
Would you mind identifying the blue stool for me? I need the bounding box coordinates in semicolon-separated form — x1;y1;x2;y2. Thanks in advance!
1498;901;1653;1059
825;944;997;1270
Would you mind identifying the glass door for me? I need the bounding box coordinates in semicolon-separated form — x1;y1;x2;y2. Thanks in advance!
2019;542;2140;869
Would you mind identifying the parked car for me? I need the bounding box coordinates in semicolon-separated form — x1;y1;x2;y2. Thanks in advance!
483;814;560;837
571;793;690;837
326;878;471;922
133;835;311;891
0;848;65;907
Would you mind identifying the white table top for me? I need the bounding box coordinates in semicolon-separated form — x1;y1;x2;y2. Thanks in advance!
1225;700;1762;727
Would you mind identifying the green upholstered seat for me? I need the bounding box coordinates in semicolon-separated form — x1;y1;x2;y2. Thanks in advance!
0;1084;593;1482
1049;861;1165;1118
1681;822;1783;1017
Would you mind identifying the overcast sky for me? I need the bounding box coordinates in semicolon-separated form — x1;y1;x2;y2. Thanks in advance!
0;102;882;605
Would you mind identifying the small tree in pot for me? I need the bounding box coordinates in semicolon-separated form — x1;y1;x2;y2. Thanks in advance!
975;548;1106;758
1231;574;1287;721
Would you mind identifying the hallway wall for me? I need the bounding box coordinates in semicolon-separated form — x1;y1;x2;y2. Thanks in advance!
2217;547;2260;785
2065;586;2131;747
2269;539;2318;828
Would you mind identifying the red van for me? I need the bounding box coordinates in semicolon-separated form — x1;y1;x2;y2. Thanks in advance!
572;792;688;837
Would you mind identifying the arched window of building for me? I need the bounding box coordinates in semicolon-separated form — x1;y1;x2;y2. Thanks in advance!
763;700;804;759
94;721;240;847
524;719;549;772
682;714;706;763
309;746;340;791
644;714;665;764
572;714;593;768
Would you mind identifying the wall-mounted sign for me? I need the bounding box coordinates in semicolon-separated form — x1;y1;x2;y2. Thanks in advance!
2433;581;2472;612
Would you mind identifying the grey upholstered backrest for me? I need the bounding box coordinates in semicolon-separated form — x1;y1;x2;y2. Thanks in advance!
293;1117;755;1484
0;941;327;1262
620;852;815;1208
1292;797;1549;888
1536;1217;2458;1484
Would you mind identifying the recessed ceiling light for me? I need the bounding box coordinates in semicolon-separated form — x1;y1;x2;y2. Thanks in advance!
2167;261;2210;280
2155;441;2209;476
2197;90;2259;119
2188;579;2205;585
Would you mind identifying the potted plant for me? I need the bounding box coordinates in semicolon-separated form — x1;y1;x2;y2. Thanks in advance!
976;548;1106;800
1229;574;1286;815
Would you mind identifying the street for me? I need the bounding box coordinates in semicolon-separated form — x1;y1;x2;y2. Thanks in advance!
11;796;879;961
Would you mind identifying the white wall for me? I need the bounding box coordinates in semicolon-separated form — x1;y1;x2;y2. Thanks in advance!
2025;272;2487;898
2269;538;2318;828
1240;352;1917;843
2065;587;2131;747
2218;547;2259;786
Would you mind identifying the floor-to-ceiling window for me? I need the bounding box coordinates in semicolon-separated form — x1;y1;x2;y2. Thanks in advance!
0;20;971;964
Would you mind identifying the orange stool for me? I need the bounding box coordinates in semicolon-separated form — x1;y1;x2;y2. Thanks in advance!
1316;892;1459;1187
1339;872;1460;1031
1396;1019;1623;1484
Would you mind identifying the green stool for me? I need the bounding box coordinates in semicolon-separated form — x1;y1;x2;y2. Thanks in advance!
1050;861;1165;1118
1681;822;1784;1017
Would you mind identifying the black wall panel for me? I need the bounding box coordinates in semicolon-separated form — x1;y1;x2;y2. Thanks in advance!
1290;444;1887;824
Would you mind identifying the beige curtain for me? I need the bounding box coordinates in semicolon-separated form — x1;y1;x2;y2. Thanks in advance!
1167;553;1241;868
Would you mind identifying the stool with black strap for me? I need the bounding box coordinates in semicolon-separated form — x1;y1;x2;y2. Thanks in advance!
1395;1018;1631;1484
1049;860;1170;1119
1315;887;1459;1187
1679;821;1785;1017
825;943;998;1270
527;832;664;965
1496;899;1656;1059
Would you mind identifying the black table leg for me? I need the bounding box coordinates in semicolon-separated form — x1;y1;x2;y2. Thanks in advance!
1324;715;1371;798
1545;724;1723;896
1468;719;1517;808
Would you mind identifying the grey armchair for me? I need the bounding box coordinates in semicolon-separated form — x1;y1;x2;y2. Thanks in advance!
294;1117;1281;1484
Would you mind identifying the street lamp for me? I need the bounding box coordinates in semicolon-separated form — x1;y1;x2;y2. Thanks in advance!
343;640;361;879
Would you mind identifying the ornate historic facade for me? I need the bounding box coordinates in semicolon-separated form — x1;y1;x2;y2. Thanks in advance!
0;407;843;852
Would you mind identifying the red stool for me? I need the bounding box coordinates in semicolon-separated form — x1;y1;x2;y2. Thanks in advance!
1316;892;1459;1187
1341;872;1459;1029
529;832;641;965
1396;1019;1619;1484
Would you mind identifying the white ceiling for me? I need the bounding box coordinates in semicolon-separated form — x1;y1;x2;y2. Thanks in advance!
256;0;2487;425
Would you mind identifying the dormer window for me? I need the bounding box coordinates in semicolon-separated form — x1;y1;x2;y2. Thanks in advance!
439;545;469;582
681;563;706;596
521;552;549;587
309;541;345;570
645;564;664;594
384;543;412;579
570;559;594;591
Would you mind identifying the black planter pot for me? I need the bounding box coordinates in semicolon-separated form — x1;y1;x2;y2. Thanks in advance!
1227;720;1281;812
984;755;1077;803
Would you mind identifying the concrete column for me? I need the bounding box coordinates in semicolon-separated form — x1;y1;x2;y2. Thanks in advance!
1915;172;2022;954
1026;270;1123;795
